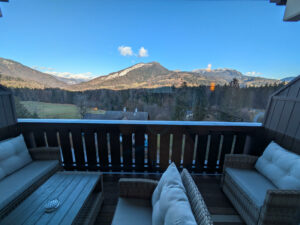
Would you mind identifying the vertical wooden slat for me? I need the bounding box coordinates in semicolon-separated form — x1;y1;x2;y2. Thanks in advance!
171;132;183;167
97;129;109;171
109;131;121;171
122;133;133;171
195;135;208;172
160;130;170;171
218;134;234;173
58;128;73;170
206;134;221;173
46;129;58;147
0;96;6;128
83;130;97;170
71;129;85;170
183;132;195;171
135;131;145;171
33;128;46;147
234;134;246;154
147;131;157;171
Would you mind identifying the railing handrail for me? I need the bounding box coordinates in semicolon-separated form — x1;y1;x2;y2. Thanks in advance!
18;118;262;127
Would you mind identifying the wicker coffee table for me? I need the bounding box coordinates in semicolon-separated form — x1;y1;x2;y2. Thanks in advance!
0;171;103;225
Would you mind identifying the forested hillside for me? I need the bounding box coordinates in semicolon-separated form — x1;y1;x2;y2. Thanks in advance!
11;81;284;121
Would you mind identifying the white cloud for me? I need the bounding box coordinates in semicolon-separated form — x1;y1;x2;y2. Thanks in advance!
118;46;133;56
206;64;212;71
138;47;149;57
245;71;262;76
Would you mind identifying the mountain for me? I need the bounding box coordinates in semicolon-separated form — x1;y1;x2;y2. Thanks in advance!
0;57;283;91
69;62;281;91
281;76;296;82
0;57;67;88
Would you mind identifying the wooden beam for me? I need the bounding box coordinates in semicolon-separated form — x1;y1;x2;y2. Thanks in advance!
284;0;300;21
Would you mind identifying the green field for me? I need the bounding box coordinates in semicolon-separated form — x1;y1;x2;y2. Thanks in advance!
21;101;81;119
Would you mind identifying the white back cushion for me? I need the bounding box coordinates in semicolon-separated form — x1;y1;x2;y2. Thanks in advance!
255;141;300;190
0;135;32;180
151;163;184;207
152;185;197;225
152;163;196;225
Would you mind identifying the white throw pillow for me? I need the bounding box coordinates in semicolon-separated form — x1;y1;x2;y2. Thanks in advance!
0;135;32;180
152;163;196;225
255;141;300;190
152;184;197;225
151;163;184;207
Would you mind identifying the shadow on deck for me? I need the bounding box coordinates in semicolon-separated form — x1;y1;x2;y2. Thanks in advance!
95;173;245;225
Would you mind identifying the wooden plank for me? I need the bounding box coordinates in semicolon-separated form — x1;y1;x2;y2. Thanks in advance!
234;134;246;154
109;131;121;171
195;135;208;172
46;128;59;147
264;100;276;128
59;175;99;225
0;96;6;128
218;134;234;173
122;133;133;171
58;128;73;169
183;132;195;170
3;96;15;126
269;100;285;131
285;102;300;138
33;128;46;147
97;129;109;171
207;134;221;173
147;132;157;171
71;129;85;170
159;131;170;171
276;101;295;141
0;174;67;225
83;129;97;169
171;132;183;167
135;131;145;171
36;175;89;225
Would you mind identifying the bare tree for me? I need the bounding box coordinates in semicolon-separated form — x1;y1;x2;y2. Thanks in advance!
75;95;88;119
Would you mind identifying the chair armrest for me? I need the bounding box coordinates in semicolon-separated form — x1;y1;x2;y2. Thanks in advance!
259;190;300;225
28;147;61;162
223;154;258;171
119;178;158;200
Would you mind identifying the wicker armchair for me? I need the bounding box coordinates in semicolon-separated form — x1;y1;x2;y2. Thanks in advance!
222;154;300;225
112;169;213;225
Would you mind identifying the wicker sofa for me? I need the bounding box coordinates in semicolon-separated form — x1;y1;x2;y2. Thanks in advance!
0;135;61;219
222;143;300;225
112;168;213;225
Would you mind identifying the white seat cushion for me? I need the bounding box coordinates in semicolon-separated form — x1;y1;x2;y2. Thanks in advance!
0;135;32;180
225;168;277;208
0;160;59;211
111;198;152;225
255;141;300;190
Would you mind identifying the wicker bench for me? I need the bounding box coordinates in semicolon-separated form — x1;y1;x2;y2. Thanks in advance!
0;146;61;220
222;154;300;225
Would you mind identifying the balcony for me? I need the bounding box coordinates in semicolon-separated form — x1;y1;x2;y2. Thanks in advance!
0;76;299;225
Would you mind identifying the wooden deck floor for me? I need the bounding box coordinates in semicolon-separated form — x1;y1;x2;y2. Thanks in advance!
95;173;245;225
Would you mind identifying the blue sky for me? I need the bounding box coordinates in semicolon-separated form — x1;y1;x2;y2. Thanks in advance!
0;0;299;80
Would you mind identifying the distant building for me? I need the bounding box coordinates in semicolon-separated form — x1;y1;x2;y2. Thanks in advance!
84;111;149;120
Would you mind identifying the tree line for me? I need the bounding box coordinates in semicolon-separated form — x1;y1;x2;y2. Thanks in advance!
11;80;285;121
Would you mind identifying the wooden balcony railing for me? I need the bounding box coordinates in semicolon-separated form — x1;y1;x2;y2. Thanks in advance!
18;119;263;173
